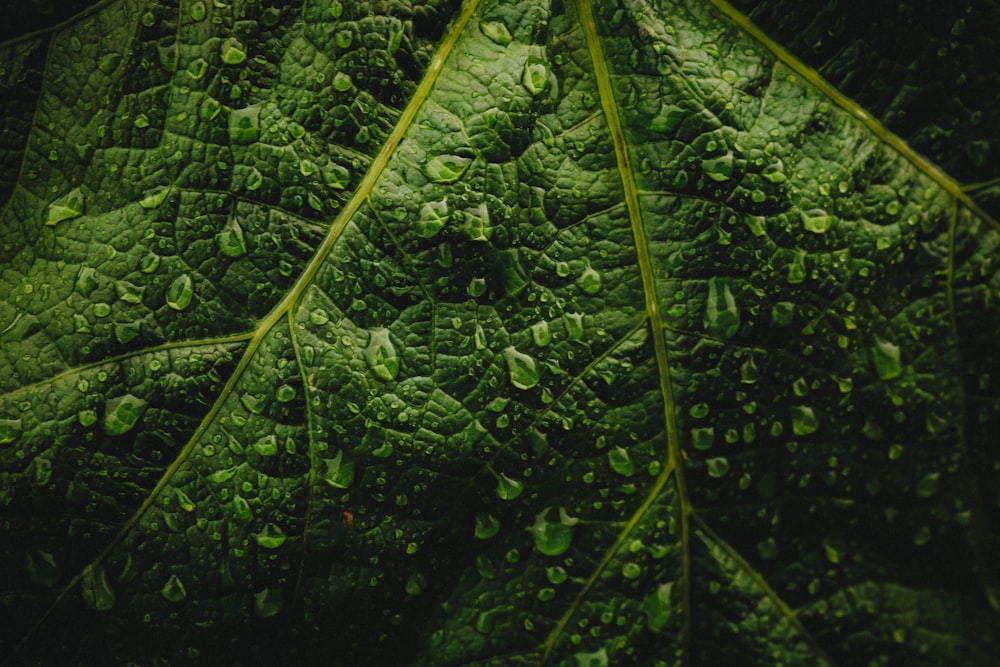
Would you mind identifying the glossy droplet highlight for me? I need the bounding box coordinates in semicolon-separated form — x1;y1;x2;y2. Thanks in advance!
522;56;549;95
496;473;524;500
790;405;818;436
0;418;22;444
166;274;194;310
475;512;501;539
221;37;247;65
479;20;512;45
416;199;449;238
642;583;674;631
528;507;579;556
425;154;471;183
365;328;399;381
229;105;260;144
139;186;171;209
704;277;739;338
502;346;539;390
254;523;287;549
161;574;187;602
103;394;147;436
802;208;832;233
216;218;247;257
608;446;634;477
323;449;354;488
46;188;85;226
577;260;602;294
872;336;902;380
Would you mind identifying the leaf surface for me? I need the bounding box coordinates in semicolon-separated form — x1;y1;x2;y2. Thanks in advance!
1;0;999;665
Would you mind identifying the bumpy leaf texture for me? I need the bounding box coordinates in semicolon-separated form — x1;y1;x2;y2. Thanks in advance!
1;0;998;665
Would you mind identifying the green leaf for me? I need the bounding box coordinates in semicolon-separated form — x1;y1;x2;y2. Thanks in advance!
2;0;999;665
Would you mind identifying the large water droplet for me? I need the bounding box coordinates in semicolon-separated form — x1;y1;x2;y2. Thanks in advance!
790;405;818;436
705;277;739;338
502;346;539;390
216;218;248;257
46;188;85;226
103;394;147;436
577;260;602;295
608;446;634;477
529;507;579;556
115;280;145;304
161;574;187;602
229;105;261;144
25;549;60;587
166;274;194;310
416;199;449;238
479;20;512;46
255;523;287;549
641;583;674;631
522;56;549;95
323;449;354;488
801;208;832;233
139;185;171;209
189;1;206;21
0;418;23;444
425;154;472;183
253;434;279;456
332;72;353;91
691;427;714;450
706;457;729;478
364;328;399;381
496;472;524;500
871;336;902;380
81;566;115;611
221;37;247;65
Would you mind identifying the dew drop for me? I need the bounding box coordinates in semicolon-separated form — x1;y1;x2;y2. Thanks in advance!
802;208;832;233
332;72;353;91
254;523;287;549
479;20;512;45
253;587;284;618
522;56;549;95
608;446;634;477
425;154;472;183
531;320;552;347
161;574;187;602
706;457;729;478
577;260;602;294
502;346;539;390
416;199;449;238
364;328;399;381
704;277;739;338
103;394;147;436
139;186;170;209
475;512;501;539
496;472;524;500
528;507;579;556
871;336;902;380
165;274;194;311
790;405;818;436
46;188;85;226
216;218;247;257
189;1;206;21
221;37;247;65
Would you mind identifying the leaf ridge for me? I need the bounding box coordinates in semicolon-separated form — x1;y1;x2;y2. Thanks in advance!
577;0;692;657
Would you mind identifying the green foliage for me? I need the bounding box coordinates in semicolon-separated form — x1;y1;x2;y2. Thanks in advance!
1;0;998;664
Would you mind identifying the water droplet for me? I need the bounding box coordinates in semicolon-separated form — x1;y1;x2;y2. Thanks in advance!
253;435;279;456
701;151;733;182
165;274;194;310
537;587;556;602
275;384;296;402
335;29;353;48
787;251;807;284
174;489;196;512
871;336;902;380
706;457;729;478
324;163;351;190
214;217;247;257
705;277;739;338
81;565;115;611
416;199;449;238
0;418;23;444
771;301;794;326
641;583;673;631
186;57;208;79
801;208;832;233
254;523;287;549
425;154;472;183
475;512;500;539
691;427;714;450
916;472;940;498
529;507;579;556
577;260;602;294
574;647;609;667
221;37;247;65
522;56;549;95
332;72;353;91
160;574;187;602
323;449;354;488
115;280;145;304
529;321;551;348
502;346;539;390
25;549;60;587
479;20;512;46
790;405;818;436
608;446;634;477
139;186;170;209
229;105;261;144
563;312;585;341
365;328;399;381
103;394;147;436
46;188;85;226
649;103;684;133
189;1;206;21
463;203;492;241
475;605;513;634
98;52;121;74
622;562;642;579
253;587;284;618
688;402;709;419
496;472;524;500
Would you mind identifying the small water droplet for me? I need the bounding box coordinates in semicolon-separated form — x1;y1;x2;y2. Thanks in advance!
332;71;353;91
790;405;818;436
475;512;500;539
416;199;449;238
531;321;552;347
161;574;187;602
871;336;902;380
323;449;354;488
621;562;642;579
165;274;194;311
706;457;729;478
189;1;206;21
253;435;279;456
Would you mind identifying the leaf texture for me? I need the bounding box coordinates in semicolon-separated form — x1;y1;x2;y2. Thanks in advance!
1;0;998;665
